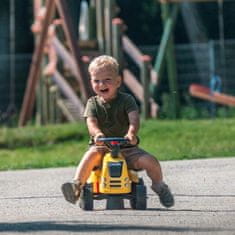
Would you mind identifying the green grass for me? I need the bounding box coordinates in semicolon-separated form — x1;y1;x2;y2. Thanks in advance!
0;119;235;170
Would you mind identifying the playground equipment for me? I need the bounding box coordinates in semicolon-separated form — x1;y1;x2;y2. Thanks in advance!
19;0;159;126
153;0;228;118
189;84;235;107
79;137;147;210
18;0;229;126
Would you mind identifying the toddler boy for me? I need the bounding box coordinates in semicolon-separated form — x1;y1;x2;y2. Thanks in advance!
61;55;174;208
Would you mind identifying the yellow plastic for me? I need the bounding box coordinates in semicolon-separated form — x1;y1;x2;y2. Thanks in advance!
87;148;141;194
85;150;131;194
87;169;101;193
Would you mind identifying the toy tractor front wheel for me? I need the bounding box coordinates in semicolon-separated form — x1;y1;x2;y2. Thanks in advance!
79;183;93;211
130;179;147;210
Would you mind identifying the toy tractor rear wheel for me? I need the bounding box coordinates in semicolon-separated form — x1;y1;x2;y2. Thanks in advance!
130;179;147;210
79;183;93;211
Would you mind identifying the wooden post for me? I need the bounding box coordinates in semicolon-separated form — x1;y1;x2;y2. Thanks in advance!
96;0;105;52
54;85;62;123
161;3;180;118
42;76;50;124
154;4;179;81
49;85;58;123
89;0;96;40
140;55;151;119
19;0;55;126
33;0;44;126
66;0;80;38
112;18;123;69
104;0;115;55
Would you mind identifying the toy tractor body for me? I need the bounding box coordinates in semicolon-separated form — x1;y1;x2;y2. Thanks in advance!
79;137;147;210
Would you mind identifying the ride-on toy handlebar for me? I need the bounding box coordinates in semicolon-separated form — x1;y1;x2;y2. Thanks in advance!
97;137;129;145
96;137;129;157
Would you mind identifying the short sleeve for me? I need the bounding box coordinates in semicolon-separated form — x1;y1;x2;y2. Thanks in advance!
83;97;97;118
125;94;139;113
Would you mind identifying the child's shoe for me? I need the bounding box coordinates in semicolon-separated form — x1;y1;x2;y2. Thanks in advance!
151;182;174;208
61;180;82;204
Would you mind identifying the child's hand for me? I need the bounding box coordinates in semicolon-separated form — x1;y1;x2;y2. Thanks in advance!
124;133;138;145
94;132;105;145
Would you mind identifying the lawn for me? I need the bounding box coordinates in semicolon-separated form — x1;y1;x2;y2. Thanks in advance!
0;118;235;170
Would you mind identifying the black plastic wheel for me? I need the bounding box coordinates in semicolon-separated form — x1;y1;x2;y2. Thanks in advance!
130;178;147;210
79;183;94;211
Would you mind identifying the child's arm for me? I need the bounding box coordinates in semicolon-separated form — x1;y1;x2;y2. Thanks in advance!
86;117;104;143
125;110;140;145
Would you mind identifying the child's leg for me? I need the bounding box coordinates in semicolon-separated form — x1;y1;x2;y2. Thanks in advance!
133;154;163;184
73;146;104;184
134;154;174;208
61;146;106;204
123;147;174;208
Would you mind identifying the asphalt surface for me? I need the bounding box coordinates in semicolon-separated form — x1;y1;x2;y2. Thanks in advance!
0;157;235;235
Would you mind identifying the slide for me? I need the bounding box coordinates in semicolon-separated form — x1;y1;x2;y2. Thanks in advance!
189;84;235;107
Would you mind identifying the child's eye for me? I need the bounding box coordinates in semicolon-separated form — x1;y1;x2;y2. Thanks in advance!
105;79;112;83
93;80;100;84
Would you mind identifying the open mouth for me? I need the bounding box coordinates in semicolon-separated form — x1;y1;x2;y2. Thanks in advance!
100;88;109;93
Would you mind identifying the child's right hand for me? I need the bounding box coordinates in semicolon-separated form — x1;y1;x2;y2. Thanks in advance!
94;132;105;145
124;133;138;145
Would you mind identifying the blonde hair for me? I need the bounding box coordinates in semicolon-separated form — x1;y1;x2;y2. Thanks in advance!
88;55;119;77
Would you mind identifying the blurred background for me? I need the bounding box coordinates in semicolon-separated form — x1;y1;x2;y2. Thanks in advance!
1;0;235;126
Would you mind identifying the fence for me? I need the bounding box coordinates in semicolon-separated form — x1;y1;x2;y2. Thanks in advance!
1;39;235;123
0;54;31;120
141;39;235;95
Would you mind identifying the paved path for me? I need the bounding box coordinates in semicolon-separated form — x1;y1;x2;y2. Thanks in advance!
0;158;235;235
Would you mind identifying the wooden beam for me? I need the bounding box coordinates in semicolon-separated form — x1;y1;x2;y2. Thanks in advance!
52;70;84;115
154;4;179;80
140;56;151;119
161;3;180;118
104;0;115;55
19;0;55;126
123;69;158;117
52;37;78;77
122;35;143;68
96;0;105;52
122;35;157;85
190;84;235;107
56;99;77;122
123;69;143;101
55;0;92;101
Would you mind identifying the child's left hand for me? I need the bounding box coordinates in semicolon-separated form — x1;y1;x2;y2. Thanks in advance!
124;133;138;145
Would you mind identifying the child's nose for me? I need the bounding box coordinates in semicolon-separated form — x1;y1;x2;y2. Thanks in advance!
99;80;106;85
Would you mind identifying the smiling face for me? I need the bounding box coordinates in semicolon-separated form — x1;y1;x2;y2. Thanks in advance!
88;55;121;102
90;69;121;102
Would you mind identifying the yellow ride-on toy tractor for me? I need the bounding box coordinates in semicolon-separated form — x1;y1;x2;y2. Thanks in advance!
79;137;147;210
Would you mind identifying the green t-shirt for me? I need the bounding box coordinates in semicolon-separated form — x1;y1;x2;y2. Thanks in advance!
83;91;139;137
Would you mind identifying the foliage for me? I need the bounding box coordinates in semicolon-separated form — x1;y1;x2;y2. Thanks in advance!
0;123;86;148
158;92;235;120
140;118;235;161
0;119;235;170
